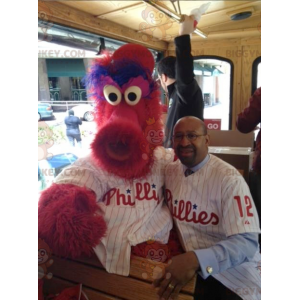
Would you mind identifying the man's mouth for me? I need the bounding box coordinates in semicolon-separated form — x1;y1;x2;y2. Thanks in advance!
178;147;194;157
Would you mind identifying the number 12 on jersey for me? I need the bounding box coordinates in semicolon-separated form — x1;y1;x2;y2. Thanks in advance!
234;196;254;217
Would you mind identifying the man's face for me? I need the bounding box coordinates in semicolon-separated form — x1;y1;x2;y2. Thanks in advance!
157;74;168;93
173;119;209;167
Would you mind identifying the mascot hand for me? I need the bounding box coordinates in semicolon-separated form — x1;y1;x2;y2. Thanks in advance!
38;183;107;258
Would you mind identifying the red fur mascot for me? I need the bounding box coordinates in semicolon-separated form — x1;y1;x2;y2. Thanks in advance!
38;44;182;278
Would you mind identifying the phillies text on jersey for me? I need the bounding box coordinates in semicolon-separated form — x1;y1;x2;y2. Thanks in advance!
165;154;261;300
55;146;174;276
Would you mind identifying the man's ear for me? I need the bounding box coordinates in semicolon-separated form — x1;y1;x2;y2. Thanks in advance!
161;74;167;83
205;134;210;146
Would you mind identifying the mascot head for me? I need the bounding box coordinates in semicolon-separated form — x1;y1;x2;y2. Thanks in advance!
85;44;162;179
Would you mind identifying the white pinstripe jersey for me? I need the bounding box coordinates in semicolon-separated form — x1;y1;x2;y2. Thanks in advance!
55;146;174;276
165;155;261;300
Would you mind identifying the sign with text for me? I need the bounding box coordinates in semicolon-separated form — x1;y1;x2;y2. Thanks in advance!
204;119;221;130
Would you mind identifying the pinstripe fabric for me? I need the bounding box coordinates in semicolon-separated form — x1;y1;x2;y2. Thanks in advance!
165;155;261;300
54;146;174;276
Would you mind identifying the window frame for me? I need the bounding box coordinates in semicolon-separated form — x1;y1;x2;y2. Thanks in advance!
193;55;234;130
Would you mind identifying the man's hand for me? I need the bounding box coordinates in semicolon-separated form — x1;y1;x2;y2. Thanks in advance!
153;252;199;300
179;15;195;36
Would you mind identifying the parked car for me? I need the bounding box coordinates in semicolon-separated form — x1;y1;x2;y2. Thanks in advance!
38;152;78;191
38;102;54;121
71;104;95;122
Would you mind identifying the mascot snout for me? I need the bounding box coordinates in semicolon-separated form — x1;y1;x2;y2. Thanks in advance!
92;104;150;179
38;43;170;271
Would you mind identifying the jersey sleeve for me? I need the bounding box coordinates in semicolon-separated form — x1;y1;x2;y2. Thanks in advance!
54;158;106;201
221;175;261;236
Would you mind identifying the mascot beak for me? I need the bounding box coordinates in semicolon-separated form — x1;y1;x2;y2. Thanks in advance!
91;103;151;179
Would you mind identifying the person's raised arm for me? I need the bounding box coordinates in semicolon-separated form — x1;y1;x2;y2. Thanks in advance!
174;15;204;116
174;15;195;86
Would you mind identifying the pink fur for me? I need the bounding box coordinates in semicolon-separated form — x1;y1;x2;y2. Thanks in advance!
38;184;107;258
111;44;155;73
91;89;162;179
38;44;168;262
91;107;153;179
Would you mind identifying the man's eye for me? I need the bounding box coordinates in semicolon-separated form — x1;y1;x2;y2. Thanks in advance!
187;134;196;139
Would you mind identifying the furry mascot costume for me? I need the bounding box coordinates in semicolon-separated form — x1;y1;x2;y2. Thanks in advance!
38;44;182;277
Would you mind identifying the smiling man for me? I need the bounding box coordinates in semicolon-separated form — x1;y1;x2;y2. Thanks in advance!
154;116;261;300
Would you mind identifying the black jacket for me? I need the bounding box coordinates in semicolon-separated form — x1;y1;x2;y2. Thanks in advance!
164;35;204;148
64;116;82;135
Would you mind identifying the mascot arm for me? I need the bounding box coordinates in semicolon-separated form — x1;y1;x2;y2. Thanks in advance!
38;183;107;259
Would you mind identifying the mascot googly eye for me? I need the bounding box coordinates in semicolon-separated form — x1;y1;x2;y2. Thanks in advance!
103;85;122;105
38;43;174;272
124;86;142;106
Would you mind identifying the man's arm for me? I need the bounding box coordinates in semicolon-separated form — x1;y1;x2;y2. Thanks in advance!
175;37;194;85
236;87;261;133
194;233;259;279
153;233;258;300
175;16;203;106
154;173;260;300
175;15;195;85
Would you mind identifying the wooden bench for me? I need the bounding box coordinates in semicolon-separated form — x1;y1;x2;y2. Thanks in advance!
43;254;196;300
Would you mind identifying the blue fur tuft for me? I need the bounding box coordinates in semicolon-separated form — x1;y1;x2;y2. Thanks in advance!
84;57;154;102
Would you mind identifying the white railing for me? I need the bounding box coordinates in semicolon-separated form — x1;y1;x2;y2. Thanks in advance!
39;100;94;111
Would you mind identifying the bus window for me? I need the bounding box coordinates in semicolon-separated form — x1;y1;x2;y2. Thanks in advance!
252;57;261;94
257;62;261;89
251;57;261;141
193;58;232;130
38;23;162;193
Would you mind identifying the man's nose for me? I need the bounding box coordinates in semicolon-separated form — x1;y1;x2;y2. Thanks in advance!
179;135;191;146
